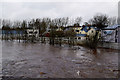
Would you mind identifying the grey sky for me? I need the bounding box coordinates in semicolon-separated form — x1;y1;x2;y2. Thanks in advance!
0;0;118;23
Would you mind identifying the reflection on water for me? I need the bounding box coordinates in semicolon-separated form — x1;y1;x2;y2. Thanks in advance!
2;40;118;78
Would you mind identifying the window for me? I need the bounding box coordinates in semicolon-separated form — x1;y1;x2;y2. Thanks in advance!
78;37;81;39
104;31;107;34
115;39;117;43
86;37;88;40
91;30;93;33
29;31;33;33
34;31;37;34
29;35;33;37
87;27;89;30
48;30;50;32
116;30;118;35
76;30;79;32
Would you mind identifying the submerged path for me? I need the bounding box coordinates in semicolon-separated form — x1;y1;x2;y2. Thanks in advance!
2;41;118;78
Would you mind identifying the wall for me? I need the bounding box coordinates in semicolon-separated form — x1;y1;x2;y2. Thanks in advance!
101;30;116;43
98;42;119;50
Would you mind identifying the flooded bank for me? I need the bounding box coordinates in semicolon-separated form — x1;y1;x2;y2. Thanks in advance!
2;40;118;78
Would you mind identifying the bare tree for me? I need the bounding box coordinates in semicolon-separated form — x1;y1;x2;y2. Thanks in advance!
108;17;117;26
89;13;109;29
28;19;35;28
64;29;76;47
86;13;110;53
2;19;12;28
13;21;21;28
42;18;51;27
75;17;82;26
21;20;27;29
68;18;75;26
61;17;69;27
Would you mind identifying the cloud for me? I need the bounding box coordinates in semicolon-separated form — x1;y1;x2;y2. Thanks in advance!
1;1;118;23
0;0;119;2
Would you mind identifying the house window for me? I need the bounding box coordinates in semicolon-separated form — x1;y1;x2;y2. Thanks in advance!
76;30;79;32
91;30;93;33
29;31;33;33
115;39;117;43
116;30;118;35
86;37;88;40
104;31;107;34
29;35;33;37
48;30;50;32
78;37;81;39
34;31;37;34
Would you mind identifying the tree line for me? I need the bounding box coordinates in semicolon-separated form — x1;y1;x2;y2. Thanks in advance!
0;13;118;30
0;13;118;48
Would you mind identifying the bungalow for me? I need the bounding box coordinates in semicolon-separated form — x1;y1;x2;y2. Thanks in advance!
101;24;120;43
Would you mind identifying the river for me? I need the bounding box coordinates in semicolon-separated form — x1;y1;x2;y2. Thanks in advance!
1;40;118;78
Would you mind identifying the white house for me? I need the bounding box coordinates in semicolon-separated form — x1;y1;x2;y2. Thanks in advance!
26;28;39;38
0;29;2;39
101;25;120;43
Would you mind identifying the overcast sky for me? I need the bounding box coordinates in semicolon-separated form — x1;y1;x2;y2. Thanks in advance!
0;0;119;23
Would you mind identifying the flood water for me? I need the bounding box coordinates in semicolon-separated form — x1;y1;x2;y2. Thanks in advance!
1;40;118;78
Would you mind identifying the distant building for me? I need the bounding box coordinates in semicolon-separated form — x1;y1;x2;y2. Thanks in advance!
116;25;120;43
1;27;40;40
56;27;63;31
65;26;98;41
0;29;2;39
43;26;63;37
26;28;39;38
101;25;120;43
1;29;24;39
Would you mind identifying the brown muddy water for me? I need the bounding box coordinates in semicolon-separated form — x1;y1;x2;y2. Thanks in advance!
1;40;119;78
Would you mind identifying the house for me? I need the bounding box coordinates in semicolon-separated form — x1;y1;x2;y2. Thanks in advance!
26;28;39;38
1;27;39;40
42;26;63;37
0;29;2;39
56;27;63;31
101;24;120;43
116;25;120;43
1;29;24;39
66;25;98;41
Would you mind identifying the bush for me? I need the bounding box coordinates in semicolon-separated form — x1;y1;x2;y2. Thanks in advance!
85;32;100;49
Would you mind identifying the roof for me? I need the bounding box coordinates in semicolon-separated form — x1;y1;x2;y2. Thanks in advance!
81;26;89;32
81;26;97;32
104;24;120;30
76;34;87;37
